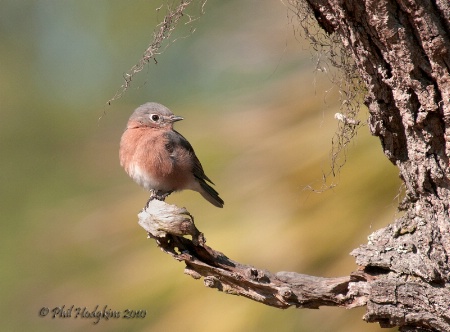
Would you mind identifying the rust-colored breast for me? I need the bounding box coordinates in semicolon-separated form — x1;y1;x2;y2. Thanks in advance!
120;126;195;192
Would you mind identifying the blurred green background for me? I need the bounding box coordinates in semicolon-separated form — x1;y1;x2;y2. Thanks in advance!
1;1;400;331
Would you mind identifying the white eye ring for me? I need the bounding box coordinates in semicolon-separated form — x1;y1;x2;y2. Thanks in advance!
150;114;160;122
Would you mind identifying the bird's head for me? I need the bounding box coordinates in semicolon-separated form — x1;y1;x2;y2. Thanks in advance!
127;102;183;129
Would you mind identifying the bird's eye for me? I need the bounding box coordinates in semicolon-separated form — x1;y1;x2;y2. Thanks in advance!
150;114;160;122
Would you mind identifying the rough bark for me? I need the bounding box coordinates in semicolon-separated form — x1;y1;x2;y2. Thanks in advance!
300;0;450;330
135;0;450;331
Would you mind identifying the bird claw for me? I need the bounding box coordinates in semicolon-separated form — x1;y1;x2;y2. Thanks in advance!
145;190;173;209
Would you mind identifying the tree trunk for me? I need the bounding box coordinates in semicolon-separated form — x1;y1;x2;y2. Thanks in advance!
303;0;450;330
135;0;450;331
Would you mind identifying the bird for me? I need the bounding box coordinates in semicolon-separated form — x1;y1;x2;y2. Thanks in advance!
119;102;224;208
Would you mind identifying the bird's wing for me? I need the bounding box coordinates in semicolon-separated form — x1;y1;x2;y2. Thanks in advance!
165;130;224;207
169;130;215;184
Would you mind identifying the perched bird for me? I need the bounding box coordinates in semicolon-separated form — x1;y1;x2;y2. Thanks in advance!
120;102;224;208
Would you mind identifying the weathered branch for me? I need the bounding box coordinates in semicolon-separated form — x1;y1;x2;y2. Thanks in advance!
139;200;450;331
138;200;368;310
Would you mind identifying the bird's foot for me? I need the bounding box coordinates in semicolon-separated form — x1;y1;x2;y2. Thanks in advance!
145;190;173;209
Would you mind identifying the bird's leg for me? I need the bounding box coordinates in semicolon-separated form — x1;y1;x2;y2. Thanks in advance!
145;190;158;209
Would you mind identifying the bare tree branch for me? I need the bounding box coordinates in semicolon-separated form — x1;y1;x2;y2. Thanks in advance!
139;200;368;310
138;201;450;331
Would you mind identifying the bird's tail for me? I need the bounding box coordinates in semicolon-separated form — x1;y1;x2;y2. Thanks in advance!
199;180;224;208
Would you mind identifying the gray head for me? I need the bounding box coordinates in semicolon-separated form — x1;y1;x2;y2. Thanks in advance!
127;102;183;129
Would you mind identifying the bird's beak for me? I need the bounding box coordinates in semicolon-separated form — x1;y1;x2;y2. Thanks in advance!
169;115;184;123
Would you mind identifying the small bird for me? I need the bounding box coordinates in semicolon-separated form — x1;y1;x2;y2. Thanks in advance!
120;102;224;208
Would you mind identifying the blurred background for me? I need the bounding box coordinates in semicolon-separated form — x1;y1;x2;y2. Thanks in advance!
1;1;400;331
